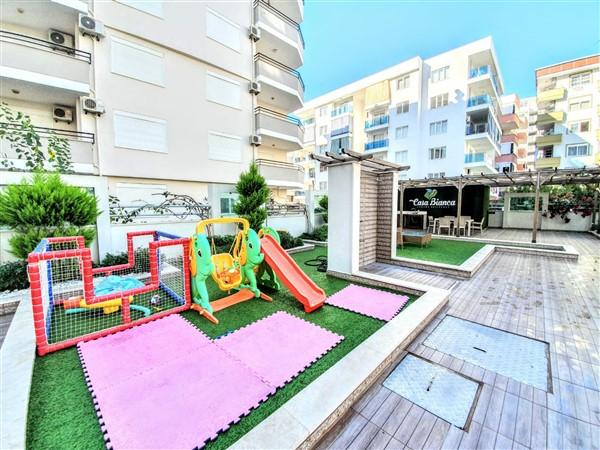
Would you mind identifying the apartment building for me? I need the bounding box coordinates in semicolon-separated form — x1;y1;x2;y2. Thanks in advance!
530;55;600;169
294;37;505;194
0;0;305;224
497;94;529;172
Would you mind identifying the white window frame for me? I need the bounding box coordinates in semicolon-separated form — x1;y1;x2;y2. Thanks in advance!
429;120;448;135
568;119;591;133
396;75;410;90
428;146;446;160
569;96;592;111
431;66;450;83
116;0;164;18
395;150;408;163
206;71;241;109
113;110;168;153
430;93;449;109
110;36;165;86
206;8;241;52
207;131;242;162
566;143;591;157
395;126;408;139
319;125;328;136
570;71;591;88
396;101;409;114
319;106;328;117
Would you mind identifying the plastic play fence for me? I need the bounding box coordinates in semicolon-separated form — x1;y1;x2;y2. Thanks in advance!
27;231;191;355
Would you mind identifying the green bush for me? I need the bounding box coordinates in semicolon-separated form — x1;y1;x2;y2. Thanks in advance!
301;224;328;242
93;248;149;273
0;260;28;291
277;230;303;249
234;163;270;231
0;173;100;259
316;195;328;223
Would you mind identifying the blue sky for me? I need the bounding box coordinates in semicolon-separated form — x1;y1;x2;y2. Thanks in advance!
301;1;600;100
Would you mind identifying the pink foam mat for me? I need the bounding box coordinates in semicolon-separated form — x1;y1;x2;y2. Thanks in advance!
217;311;343;388
325;284;409;321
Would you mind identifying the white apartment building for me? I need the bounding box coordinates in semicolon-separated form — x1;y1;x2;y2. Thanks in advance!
294;37;505;194
0;0;305;259
531;55;600;170
498;93;528;173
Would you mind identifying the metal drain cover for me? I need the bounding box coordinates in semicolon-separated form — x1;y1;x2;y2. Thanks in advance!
424;316;549;391
383;354;479;429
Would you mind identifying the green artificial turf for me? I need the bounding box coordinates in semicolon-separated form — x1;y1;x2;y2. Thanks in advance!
396;238;485;266
26;247;417;450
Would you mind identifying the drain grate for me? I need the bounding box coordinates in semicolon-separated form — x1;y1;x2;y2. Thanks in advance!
384;354;480;429
424;316;549;391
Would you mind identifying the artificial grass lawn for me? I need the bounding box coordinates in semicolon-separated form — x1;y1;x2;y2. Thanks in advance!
27;247;417;450
396;238;485;266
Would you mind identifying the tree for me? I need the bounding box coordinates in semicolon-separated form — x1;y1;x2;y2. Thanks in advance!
0;173;100;258
0;103;73;173
317;195;328;223
234;163;270;231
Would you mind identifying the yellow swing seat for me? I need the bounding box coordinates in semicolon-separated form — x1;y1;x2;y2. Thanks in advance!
211;253;242;291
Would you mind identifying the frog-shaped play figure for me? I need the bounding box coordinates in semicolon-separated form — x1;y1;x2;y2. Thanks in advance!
240;228;264;297
189;233;214;312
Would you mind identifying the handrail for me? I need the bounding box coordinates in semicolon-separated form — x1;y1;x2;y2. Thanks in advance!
255;158;304;172
255;107;304;130
255;53;305;90
254;0;305;48
0;123;95;144
365;139;389;151
0;30;92;64
365;115;389;129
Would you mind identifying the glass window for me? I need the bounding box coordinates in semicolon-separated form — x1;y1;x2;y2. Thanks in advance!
396;75;410;89
308;168;315;178
317;144;327;154
220;193;238;215
430;93;449;109
570;71;591;88
431;66;450;83
319;106;328;117
395;150;408;163
395;126;408;139
569;96;592;111
510;196;540;211
319;182;327;190
319;125;328;136
569;120;591;133
429;120;448;135
396;101;409;114
566;144;591;157
428;146;446;160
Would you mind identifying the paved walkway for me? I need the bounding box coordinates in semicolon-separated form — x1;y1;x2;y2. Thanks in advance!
317;231;599;450
0;313;14;348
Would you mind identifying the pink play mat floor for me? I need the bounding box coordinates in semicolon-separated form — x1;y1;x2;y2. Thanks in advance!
325;284;409;321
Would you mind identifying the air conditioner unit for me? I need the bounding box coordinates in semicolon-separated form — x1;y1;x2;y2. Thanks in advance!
250;134;262;146
249;81;261;95
81;96;105;115
79;14;105;40
249;25;261;42
53;105;73;124
48;29;74;51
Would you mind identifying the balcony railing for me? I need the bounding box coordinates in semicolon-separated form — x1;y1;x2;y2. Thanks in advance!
254;53;305;90
330;125;351;137
464;152;493;166
365;115;389;129
468;65;500;93
254;0;304;48
465;123;489;135
365;139;389;151
0;30;91;63
255;107;304;133
331;104;353;117
256;158;304;185
467;94;492;108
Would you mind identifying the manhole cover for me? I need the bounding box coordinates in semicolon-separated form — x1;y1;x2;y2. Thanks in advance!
384;354;480;429
424;316;550;391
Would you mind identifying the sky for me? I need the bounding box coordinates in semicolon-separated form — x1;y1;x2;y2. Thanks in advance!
301;0;600;100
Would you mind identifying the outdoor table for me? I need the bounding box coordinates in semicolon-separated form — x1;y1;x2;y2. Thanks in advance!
433;217;474;236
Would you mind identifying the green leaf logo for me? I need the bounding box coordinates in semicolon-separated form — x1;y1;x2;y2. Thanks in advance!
424;189;438;200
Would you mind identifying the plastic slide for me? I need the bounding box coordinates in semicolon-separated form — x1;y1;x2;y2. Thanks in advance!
260;235;326;313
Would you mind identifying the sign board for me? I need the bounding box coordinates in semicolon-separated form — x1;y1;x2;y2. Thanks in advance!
401;186;489;221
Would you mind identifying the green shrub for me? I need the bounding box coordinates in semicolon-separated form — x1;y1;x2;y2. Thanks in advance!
234;163;270;231
316;195;328;223
277;230;303;249
0;260;28;291
0;173;100;259
93;248;149;273
301;224;328;242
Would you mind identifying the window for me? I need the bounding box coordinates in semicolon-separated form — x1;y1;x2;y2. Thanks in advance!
568;120;591;133
317;144;327;154
206;8;240;52
114;111;167;153
320;163;327;172
111;37;164;86
303;117;315;125
570;71;591;88
431;66;449;83
319;126;328;136
319;106;328;117
569;96;592;111
429;120;448;135
566;143;591;157
206;72;241;109
220;193;238;216
308;168;315;178
395;150;408;163
510;197;540;211
427;172;445;179
428;146;446;160
430;93;449;109
116;0;163;17
319;181;327;191
396;75;410;90
396;101;409;114
207;131;241;162
395;126;408;139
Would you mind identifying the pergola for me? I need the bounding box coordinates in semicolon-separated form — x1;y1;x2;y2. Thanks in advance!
311;150;600;243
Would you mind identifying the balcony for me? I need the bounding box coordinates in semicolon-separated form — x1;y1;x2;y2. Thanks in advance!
365;115;389;131
537;87;565;103
0;124;96;173
256;158;304;189
535;157;561;169
331;104;353;117
255;54;304;111
517;148;528;159
267;0;303;23
464;152;496;174
499;113;523;131
496;153;518;165
0;31;91;100
536;110;565;125
535;130;562;145
465;120;500;155
330;125;351;137
467;94;493;109
468;65;501;98
254;0;304;69
255;107;304;151
365;139;389;151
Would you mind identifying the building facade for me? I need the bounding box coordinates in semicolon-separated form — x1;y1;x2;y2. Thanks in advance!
0;0;305;258
530;55;600;170
293;37;505;194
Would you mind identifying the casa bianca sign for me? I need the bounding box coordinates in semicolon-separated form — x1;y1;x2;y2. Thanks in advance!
408;189;456;208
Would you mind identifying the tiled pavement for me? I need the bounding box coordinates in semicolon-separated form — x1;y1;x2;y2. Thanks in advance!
317;231;599;450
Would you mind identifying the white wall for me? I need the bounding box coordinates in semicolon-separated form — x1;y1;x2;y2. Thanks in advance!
265;214;307;237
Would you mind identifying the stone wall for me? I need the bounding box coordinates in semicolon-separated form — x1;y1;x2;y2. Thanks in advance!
375;172;395;264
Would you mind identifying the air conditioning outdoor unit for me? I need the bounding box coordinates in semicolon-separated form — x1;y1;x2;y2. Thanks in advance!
81;96;105;115
249;81;261;95
78;14;105;40
250;134;262;146
249;25;261;42
53;105;73;124
48;29;74;51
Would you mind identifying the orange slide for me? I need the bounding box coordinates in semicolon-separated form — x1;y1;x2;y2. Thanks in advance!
260;235;326;313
